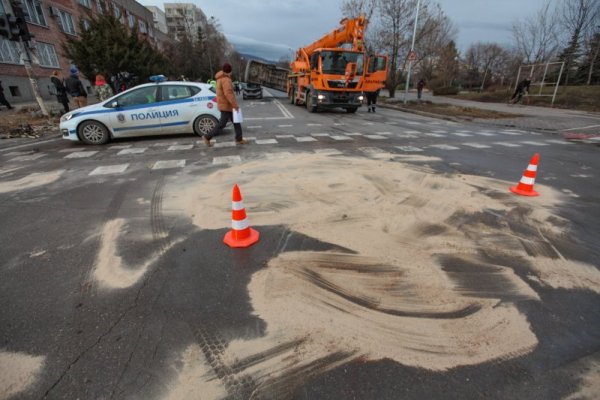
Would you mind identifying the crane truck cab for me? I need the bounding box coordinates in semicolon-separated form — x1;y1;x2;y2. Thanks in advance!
288;15;388;113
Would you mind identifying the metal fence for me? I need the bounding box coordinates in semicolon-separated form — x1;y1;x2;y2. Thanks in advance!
514;62;565;106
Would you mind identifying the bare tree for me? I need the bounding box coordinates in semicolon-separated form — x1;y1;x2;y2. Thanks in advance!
512;0;561;63
341;0;377;21
559;0;600;84
463;43;509;90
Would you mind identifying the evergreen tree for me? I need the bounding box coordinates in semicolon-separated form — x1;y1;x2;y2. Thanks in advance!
62;14;170;84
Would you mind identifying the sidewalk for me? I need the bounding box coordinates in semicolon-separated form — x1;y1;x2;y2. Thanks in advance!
381;90;600;136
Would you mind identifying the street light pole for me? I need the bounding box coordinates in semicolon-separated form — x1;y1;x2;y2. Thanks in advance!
403;0;421;104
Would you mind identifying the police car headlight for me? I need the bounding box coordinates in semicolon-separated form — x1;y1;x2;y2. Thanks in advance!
60;113;75;123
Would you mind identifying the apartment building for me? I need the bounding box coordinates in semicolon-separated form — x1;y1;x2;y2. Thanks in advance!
0;0;171;104
163;2;206;42
145;5;166;34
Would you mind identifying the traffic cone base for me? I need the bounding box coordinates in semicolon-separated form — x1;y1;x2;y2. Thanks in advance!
510;185;539;197
224;227;260;248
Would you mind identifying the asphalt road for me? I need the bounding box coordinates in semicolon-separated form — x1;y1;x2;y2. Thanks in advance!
1;88;599;400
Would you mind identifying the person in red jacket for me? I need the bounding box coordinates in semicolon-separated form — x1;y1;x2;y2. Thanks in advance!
203;63;248;147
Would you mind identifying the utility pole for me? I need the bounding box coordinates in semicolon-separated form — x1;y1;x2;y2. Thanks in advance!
403;0;421;104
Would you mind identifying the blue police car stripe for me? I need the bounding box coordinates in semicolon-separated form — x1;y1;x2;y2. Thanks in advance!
74;96;215;118
112;121;189;132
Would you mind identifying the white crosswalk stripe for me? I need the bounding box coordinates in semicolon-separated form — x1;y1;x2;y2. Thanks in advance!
117;148;146;155
429;144;459;150
344;132;363;136
474;132;496;137
275;135;295;138
255;139;278;144
65;151;98;158
152;160;186;169
214;142;236;148
331;135;353;141
452;132;473;137
296;136;318;142
500;131;522;136
213;156;242;165
494;142;521;147
521;141;549;146
311;133;330;137
108;145;132;150
462;143;491;149
396;146;423;152
10;154;46;162
89;164;129;175
423;133;446;138
364;135;388;140
545;140;574;145
168;145;193;151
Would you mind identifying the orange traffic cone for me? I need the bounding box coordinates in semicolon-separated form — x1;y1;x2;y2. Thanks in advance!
510;153;540;197
223;184;260;248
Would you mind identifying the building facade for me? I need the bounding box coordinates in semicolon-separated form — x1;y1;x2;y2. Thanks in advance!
163;2;206;42
0;0;172;104
145;5;166;34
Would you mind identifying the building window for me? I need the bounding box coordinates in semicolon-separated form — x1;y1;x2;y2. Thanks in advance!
78;0;91;8
82;19;91;31
127;12;135;28
22;0;47;26
35;42;60;67
57;9;76;35
0;37;23;64
96;0;104;14
113;3;121;19
139;20;147;34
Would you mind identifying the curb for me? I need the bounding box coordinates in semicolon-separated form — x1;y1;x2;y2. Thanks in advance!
378;103;463;122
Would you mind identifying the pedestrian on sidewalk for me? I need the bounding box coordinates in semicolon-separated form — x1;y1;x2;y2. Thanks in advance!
51;71;70;113
417;79;426;100
366;89;379;113
0;81;14;110
510;76;531;104
95;74;114;102
65;68;88;109
203;63;248;147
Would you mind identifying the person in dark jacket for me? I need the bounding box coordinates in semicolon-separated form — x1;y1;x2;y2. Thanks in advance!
417;79;426;100
0;81;13;110
366;89;379;113
51;70;69;113
510;77;531;104
65;68;88;109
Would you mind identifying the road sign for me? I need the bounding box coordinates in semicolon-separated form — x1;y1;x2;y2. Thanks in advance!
408;50;417;61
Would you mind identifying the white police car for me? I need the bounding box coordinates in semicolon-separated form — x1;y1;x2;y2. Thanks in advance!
60;78;220;145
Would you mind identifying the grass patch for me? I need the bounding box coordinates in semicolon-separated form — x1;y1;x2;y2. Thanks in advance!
451;85;600;112
383;100;519;119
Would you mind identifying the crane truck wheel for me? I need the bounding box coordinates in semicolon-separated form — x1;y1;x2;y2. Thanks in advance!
306;91;317;113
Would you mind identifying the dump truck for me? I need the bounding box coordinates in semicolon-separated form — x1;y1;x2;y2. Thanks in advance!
288;15;388;113
244;59;289;93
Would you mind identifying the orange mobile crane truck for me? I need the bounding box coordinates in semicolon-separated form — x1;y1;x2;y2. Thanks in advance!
288;15;388;113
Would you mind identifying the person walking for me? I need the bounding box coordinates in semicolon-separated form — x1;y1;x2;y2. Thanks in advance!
203;63;248;147
65;68;88;109
0;81;14;110
417;79;426;100
95;74;114;102
510;76;531;104
366;89;379;113
51;71;69;113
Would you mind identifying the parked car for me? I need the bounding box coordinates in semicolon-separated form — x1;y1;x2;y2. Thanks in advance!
243;82;263;100
60;80;220;145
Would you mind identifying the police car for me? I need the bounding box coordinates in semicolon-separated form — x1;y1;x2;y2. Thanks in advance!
60;77;220;145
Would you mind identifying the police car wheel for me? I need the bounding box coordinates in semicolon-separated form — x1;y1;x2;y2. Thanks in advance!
193;115;218;136
78;121;110;145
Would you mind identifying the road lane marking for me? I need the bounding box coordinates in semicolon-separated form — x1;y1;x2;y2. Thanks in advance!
331;135;353;141
117;148;146;155
9;153;46;162
423;133;446;138
475;132;496;137
278;124;293;128
247;126;262;129
152;160;186;169
89;164;129;175
520;141;549;146
562;124;600;131
462;143;491;148
429;144;459;150
307;123;322;126
65;151;98;158
107;145;132;149
494;142;521;147
213;156;242;165
364;135;388;140
344;132;363;136
397;134;418;138
255;139;278;144
500;131;522;136
546;140;575;145
168;145;193;151
396;146;423;152
311;133;330;137
452;132;473;137
295;136;317;142
276;135;295;138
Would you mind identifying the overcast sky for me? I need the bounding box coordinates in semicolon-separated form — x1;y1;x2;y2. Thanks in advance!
141;0;550;61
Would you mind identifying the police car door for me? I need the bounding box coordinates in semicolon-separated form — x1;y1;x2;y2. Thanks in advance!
108;86;162;138
158;85;200;134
